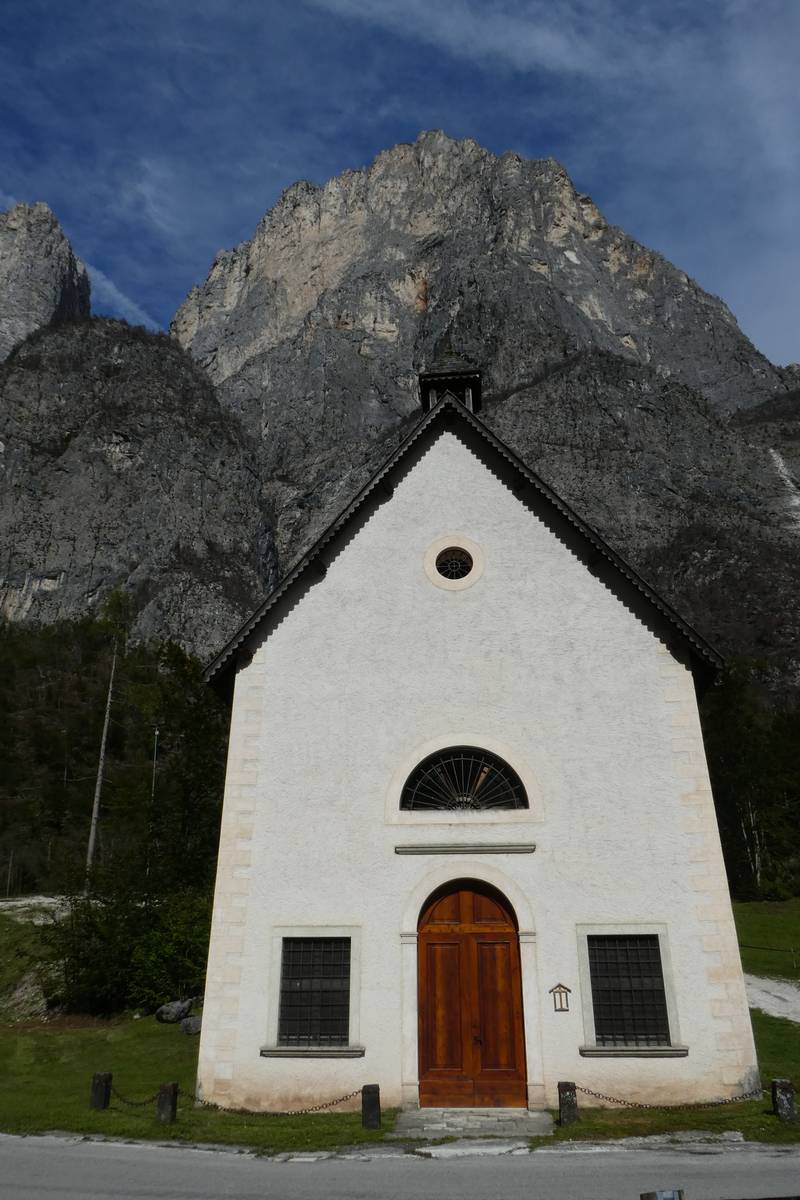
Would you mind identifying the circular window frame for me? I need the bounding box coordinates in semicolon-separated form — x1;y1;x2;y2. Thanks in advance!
423;534;485;591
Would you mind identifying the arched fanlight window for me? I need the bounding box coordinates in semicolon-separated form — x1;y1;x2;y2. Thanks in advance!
400;747;528;812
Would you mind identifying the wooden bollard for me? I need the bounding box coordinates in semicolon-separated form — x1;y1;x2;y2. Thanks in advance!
157;1082;179;1124
772;1078;797;1123
90;1072;112;1110
361;1083;381;1129
557;1081;579;1125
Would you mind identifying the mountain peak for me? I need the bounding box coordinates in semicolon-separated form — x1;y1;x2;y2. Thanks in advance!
0;201;90;360
172;131;779;414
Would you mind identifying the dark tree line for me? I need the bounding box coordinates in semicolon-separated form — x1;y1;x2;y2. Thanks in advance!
700;660;800;900
0;598;228;1011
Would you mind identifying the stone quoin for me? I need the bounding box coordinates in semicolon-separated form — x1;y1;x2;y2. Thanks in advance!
197;358;757;1112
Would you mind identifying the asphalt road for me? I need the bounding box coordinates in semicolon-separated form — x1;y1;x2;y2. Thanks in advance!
2;1134;800;1200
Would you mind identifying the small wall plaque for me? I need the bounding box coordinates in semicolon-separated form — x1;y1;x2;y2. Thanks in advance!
549;983;571;1012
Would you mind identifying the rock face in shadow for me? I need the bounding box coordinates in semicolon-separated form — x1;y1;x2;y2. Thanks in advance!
0;202;90;361
171;131;799;672
0;319;275;654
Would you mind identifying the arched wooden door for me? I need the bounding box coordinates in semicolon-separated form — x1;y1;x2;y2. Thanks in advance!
417;881;527;1107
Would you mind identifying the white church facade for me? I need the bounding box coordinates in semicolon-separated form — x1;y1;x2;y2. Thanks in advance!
198;366;757;1112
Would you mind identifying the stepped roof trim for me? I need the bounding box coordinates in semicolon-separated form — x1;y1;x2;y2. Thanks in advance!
205;394;723;686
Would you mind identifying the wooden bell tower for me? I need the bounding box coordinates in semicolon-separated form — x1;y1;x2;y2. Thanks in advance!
418;340;482;414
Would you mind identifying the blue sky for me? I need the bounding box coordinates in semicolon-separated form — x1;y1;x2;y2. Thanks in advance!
1;0;797;364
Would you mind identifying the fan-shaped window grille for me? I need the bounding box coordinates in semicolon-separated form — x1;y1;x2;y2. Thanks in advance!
400;747;528;812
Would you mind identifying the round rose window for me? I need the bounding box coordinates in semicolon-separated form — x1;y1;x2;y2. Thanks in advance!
435;546;474;581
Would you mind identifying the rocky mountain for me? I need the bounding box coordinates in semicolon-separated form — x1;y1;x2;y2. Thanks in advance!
0;319;273;654
1;132;798;676
171;131;798;673
0;202;89;361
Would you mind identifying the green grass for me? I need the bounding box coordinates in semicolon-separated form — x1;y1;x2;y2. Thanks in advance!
534;1009;800;1147
0;1015;395;1152
734;899;800;981
0;913;49;1021
0;913;45;996
0;1010;797;1151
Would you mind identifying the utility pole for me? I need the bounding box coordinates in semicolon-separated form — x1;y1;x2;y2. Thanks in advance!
151;725;160;801
85;642;117;883
145;724;160;880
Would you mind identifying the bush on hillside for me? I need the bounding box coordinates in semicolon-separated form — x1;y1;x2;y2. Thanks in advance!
47;888;211;1015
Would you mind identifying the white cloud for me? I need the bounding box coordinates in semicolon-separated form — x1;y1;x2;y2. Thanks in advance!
85;263;160;330
306;0;699;82
0;188;19;211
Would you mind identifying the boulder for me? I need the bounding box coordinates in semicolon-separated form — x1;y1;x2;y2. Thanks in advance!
180;1015;202;1035
155;998;192;1024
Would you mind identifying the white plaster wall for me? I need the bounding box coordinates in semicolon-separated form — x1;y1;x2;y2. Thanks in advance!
198;430;757;1110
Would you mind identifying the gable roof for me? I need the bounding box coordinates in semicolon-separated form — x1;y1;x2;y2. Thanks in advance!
206;394;723;687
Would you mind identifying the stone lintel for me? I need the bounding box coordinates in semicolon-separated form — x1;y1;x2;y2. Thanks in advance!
579;1045;689;1058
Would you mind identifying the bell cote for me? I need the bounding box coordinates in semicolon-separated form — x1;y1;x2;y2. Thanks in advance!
418;343;482;414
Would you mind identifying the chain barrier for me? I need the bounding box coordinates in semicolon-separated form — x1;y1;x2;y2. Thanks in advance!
191;1087;363;1117
110;1083;161;1108
575;1084;766;1111
108;1079;362;1116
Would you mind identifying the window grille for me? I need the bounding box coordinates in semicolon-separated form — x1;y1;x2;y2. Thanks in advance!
400;747;528;811
435;546;474;580
587;934;670;1047
278;937;351;1047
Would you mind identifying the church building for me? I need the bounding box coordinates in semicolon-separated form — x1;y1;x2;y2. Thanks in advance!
198;358;758;1112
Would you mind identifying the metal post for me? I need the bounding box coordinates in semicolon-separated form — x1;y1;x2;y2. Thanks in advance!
90;1072;112;1110
558;1081;579;1125
156;1082;179;1124
86;642;117;881
361;1083;381;1129
772;1078;797;1122
150;726;159;800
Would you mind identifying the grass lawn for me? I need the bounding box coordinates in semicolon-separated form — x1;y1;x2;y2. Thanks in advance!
536;1009;800;1147
0;1009;797;1151
0;1015;394;1152
734;900;800;982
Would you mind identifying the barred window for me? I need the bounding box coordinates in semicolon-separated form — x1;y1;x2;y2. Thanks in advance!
588;934;670;1047
278;938;351;1047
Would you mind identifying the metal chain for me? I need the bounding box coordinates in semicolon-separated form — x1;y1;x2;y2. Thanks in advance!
192;1087;363;1117
109;1081;361;1116
575;1084;766;1111
110;1083;162;1108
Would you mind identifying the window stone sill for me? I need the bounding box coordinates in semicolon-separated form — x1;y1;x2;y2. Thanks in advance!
579;1045;689;1058
260;1046;366;1059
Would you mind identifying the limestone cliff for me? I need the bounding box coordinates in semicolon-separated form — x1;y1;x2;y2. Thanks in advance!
0;202;90;360
171;132;798;671
1;134;798;675
173;131;784;421
0;319;274;654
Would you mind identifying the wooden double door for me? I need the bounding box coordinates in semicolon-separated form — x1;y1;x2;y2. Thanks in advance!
417;882;527;1107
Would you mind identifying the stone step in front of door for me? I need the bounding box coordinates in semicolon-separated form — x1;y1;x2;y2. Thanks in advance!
388;1107;554;1139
